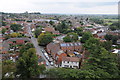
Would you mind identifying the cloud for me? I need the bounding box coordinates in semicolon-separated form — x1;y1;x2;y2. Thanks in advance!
0;0;119;14
75;2;117;8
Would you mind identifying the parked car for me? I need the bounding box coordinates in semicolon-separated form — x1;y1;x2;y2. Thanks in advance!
50;62;54;66
46;62;49;66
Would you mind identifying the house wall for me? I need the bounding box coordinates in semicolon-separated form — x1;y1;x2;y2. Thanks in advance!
61;61;79;69
61;45;82;52
61;47;67;51
74;46;82;50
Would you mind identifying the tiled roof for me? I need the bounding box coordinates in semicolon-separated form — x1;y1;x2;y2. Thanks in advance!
62;57;80;62
44;27;55;32
46;43;61;57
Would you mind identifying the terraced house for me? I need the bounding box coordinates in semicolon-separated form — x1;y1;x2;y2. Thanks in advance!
46;42;83;68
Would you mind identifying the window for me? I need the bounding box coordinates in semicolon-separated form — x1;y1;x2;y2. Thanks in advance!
64;65;69;67
73;66;78;68
75;62;78;64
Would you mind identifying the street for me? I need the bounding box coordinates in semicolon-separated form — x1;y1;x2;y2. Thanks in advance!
26;23;54;69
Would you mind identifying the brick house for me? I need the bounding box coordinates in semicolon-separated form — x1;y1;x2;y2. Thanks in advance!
61;57;80;69
2;38;31;54
16;40;25;44
60;42;82;52
4;26;10;30
46;43;66;63
46;42;83;66
43;27;60;35
93;32;106;39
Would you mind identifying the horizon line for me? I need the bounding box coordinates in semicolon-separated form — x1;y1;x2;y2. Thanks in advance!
0;12;118;15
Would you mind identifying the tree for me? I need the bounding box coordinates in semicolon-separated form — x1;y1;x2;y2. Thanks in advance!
68;32;78;42
4;34;10;40
39;64;46;74
38;33;53;46
83;37;119;78
16;48;41;78
19;43;34;56
81;32;93;43
2;60;16;78
101;41;112;51
45;67;111;79
90;18;104;24
63;36;72;42
10;33;20;38
109;26;117;31
1;28;6;34
55;21;69;33
74;27;83;36
105;34;119;44
80;21;84;25
49;21;54;25
104;34;112;41
63;32;78;42
10;24;22;32
25;43;34;49
34;29;42;38
2;21;7;26
45;37;120;78
109;22;119;30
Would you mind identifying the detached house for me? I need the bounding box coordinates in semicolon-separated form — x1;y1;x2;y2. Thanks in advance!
43;27;60;35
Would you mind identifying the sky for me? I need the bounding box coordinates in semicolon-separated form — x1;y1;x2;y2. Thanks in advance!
0;0;119;14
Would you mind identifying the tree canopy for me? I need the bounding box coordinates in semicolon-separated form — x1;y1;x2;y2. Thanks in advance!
74;27;83;36
81;32;93;43
2;60;16;78
34;28;42;38
63;32;78;42
109;22;119;31
1;28;6;34
49;21;54;25
45;37;120;78
16;48;40;78
10;33;20;38
105;34;119;44
10;24;22;32
55;21;69;33
38;33;53;46
83;37;119;78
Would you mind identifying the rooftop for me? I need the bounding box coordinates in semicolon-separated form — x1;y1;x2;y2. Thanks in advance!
62;57;80;62
60;42;81;47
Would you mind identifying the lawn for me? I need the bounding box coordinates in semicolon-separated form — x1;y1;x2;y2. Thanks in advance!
104;19;118;22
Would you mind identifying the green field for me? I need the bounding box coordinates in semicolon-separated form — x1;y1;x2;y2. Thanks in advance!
104;19;118;22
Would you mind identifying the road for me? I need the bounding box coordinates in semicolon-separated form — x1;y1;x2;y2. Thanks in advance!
26;23;54;69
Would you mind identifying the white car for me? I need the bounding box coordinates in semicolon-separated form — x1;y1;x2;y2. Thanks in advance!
50;62;54;66
46;62;49;66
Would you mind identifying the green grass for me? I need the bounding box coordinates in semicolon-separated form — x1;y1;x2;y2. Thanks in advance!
104;19;118;22
106;22;113;25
